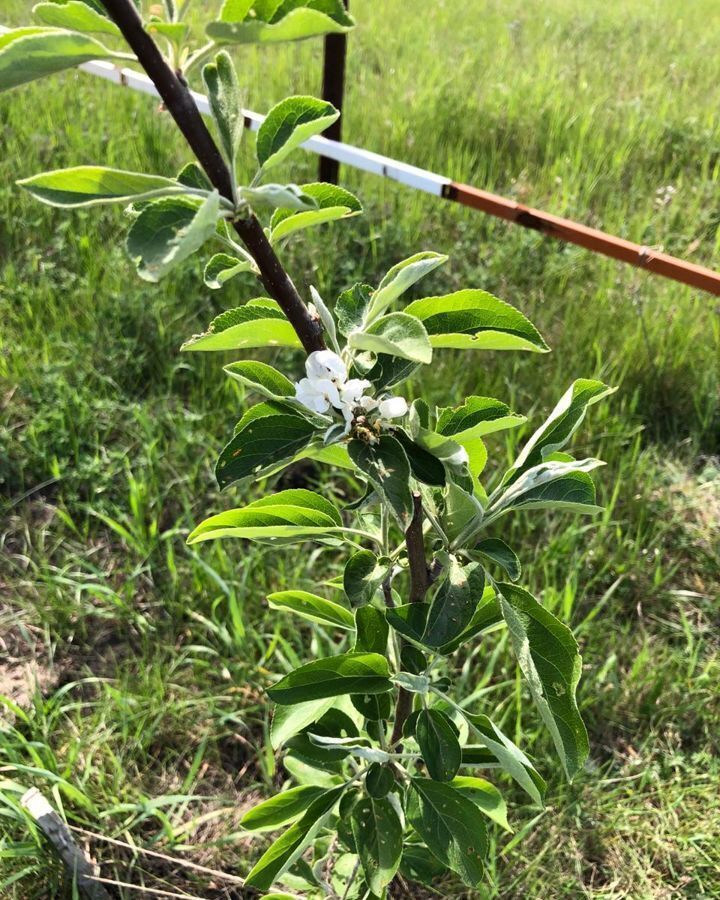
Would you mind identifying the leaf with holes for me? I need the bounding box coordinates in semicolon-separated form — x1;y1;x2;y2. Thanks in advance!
416;708;461;782
215;402;316;488
351;796;403;895
348;435;414;528
408;778;487;887
423;559;485;649
497;583;588;780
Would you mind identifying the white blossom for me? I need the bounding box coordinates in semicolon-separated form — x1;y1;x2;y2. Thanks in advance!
377;396;408;420
295;376;340;413
305;350;346;383
295;350;408;435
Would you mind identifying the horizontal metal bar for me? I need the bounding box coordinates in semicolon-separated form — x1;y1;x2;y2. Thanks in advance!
3;26;718;297
444;183;720;296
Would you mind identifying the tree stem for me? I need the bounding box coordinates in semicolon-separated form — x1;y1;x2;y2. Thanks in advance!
390;492;429;746
101;0;325;355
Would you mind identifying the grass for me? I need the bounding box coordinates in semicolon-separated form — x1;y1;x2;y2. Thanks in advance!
1;0;719;896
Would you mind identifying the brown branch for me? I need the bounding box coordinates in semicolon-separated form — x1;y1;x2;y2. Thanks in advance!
405;492;429;602
101;0;325;355
390;492;429;746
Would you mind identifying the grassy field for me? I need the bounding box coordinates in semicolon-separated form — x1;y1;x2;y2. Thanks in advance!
1;0;719;897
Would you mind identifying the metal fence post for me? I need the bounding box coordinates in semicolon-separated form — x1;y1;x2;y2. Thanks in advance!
319;0;349;183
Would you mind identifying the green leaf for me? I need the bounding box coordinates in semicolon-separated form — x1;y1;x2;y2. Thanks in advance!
256;95;339;170
489;458;605;520
223;360;294;401
416;708;461;782
348;436;414;528
462;713;546;805
187;488;342;545
267;590;354;630
351;796;403;895
394;431;446;487
441;482;485;546
245;785;345;891
451;776;511;833
437;588;501;654
208;1;354;45
351;690;392;721
365;763;394;799
497;583;588;780
271;697;335;749
177;161;213;191
241;785;326;832
239;183;318;211
0;28;118;92
219;0;254;21
215;402;316;488
203;252;255;288
203;51;244;174
181;299;301;352
503;379;615;485
400;844;448;886
335;283;373;337
344;550;386;607
354;605;389;654
17;166;185;208
473;538;521;582
423;559;484;649
365;354;420;391
405;290;549;352
436;396;526;441
267;652;392;705
408;778;487;887
385;603;429;645
32;2;120;35
269;182;362;243
126;193;221;283
349;312;432;364
368;250;448;320
147;20;190;44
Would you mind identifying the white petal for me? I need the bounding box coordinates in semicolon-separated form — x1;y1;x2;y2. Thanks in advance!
311;378;341;409
295;378;330;413
306;349;347;382
378;396;408;419
340;378;372;405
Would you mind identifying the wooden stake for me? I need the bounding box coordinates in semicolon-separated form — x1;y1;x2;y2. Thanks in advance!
21;789;112;900
319;0;349;183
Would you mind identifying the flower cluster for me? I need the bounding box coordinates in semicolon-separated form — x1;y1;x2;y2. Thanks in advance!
295;350;408;434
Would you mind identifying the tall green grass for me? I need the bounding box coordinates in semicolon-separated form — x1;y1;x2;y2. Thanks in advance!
1;0;718;897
